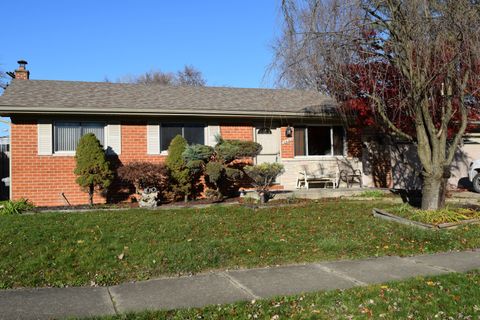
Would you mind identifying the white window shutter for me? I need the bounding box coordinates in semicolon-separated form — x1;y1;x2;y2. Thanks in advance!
106;122;121;155
147;123;160;154
206;125;220;147
37;120;52;155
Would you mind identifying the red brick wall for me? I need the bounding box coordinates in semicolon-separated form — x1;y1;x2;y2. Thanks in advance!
220;124;253;141
11;121;257;206
281;126;294;159
11;119;165;207
14;121;352;206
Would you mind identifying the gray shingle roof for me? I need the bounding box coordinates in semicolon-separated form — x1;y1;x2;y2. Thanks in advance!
0;79;337;118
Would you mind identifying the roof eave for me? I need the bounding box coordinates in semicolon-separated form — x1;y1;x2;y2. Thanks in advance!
0;105;337;119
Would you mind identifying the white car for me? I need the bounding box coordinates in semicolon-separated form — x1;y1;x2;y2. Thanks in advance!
469;160;480;192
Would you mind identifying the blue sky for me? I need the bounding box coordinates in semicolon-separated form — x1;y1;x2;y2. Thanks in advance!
0;0;282;134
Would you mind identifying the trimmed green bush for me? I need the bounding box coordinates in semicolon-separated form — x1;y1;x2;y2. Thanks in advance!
215;137;262;163
183;144;215;176
165;135;191;201
182;144;214;163
74;133;113;206
244;163;285;203
201;137;262;200
205;161;224;184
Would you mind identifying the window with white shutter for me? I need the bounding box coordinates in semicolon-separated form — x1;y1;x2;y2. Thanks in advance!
38;121;53;155
53;121;105;153
106;122;121;155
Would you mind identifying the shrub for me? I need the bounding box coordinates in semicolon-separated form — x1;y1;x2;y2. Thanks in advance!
74;133;114;206
200;137;262;200
183;144;215;175
165;135;191;201
215;138;262;163
204;188;223;202
205;161;224;184
0;199;34;215
182;144;214;163
117;162;168;193
244;163;285;203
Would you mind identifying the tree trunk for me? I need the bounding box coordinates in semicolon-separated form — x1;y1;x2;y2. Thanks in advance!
88;185;94;207
421;175;446;210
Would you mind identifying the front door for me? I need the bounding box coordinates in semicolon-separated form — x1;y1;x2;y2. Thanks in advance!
255;127;280;164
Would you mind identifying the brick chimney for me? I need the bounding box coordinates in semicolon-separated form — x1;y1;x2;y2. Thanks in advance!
14;60;29;80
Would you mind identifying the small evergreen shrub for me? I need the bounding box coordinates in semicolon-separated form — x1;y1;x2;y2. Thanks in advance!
244;163;285;203
215;138;262;163
200;137;262;200
117;162;168;193
204;188;224;202
205;161;224;184
165;135;191;201
182;144;214;163
183;144;214;175
74;133;114;206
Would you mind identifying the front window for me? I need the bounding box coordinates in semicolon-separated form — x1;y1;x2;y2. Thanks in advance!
160;123;205;151
294;126;345;156
54;122;105;152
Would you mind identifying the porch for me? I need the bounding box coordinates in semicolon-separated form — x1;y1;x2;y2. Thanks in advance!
279;156;364;190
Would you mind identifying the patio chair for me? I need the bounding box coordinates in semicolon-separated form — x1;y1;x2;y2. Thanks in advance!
336;158;363;188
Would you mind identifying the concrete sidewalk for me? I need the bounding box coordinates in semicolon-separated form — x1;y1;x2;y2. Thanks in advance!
1;249;480;320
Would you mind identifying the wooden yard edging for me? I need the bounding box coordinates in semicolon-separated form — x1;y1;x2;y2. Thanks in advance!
372;208;480;230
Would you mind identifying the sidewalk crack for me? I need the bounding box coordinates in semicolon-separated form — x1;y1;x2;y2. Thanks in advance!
107;287;119;315
403;257;457;273
220;272;261;300
314;264;367;286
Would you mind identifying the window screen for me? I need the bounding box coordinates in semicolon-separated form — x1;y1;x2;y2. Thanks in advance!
294;127;306;156
294;126;345;156
160;123;205;151
308;126;331;155
54;122;105;152
332;127;345;155
160;124;183;151
184;125;205;145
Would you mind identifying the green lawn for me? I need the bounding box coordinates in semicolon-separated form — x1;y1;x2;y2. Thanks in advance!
1;200;480;288
83;270;480;319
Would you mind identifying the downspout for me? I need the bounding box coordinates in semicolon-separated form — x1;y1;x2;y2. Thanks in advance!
0;118;11;200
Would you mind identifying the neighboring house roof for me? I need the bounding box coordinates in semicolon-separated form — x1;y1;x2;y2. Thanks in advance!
0;79;337;118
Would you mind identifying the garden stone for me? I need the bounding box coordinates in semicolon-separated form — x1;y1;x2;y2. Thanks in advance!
139;187;159;208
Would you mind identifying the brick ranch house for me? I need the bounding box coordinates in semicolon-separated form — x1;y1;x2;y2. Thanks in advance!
0;62;478;206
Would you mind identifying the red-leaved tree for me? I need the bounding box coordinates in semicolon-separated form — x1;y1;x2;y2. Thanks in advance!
275;0;480;210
